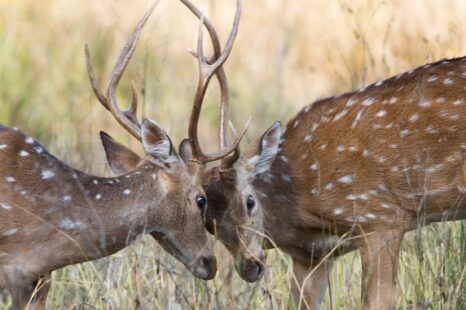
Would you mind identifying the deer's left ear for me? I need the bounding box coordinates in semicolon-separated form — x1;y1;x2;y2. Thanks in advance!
142;119;178;164
100;131;142;175
247;121;282;175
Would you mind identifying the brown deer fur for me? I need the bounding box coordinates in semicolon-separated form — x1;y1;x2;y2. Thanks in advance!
0;124;216;309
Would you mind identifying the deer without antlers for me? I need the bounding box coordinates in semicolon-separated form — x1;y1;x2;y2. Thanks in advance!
0;3;244;308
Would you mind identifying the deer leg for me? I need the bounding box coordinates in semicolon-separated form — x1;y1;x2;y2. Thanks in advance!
356;230;403;310
11;273;51;310
291;255;333;310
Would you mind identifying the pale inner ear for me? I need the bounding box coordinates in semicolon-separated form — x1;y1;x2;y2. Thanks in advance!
142;119;178;164
100;131;142;175
248;121;282;175
179;138;193;163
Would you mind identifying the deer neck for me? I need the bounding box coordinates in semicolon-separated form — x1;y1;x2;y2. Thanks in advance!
0;132;167;270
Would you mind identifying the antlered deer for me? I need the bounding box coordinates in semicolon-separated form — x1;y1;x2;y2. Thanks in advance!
214;56;466;309
0;3;245;309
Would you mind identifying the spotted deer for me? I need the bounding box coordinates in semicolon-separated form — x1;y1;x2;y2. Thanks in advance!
0;3;246;309
95;2;466;309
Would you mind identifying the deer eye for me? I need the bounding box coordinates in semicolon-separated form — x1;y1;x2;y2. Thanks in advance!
196;195;207;211
246;195;255;213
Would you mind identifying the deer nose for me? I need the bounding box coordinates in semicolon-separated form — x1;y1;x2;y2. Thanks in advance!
239;252;266;282
193;255;217;280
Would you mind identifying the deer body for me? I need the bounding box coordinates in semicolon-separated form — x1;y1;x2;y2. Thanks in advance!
0;123;215;309
251;57;466;309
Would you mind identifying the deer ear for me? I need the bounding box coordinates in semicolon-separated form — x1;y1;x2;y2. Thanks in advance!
248;121;282;175
100;131;142;175
178;138;193;163
142;119;177;163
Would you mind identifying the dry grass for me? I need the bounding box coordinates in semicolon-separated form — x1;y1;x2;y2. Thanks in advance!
0;0;465;308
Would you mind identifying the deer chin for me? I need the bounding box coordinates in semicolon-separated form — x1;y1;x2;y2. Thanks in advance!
149;228;217;280
235;252;266;282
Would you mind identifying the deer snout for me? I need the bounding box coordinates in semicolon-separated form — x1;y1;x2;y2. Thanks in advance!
238;251;266;282
191;254;217;280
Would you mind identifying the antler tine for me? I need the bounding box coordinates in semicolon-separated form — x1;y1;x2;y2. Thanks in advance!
85;2;158;141
184;0;245;163
179;0;230;151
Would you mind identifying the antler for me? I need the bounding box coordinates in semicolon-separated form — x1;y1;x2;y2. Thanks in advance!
85;2;159;141
181;0;249;163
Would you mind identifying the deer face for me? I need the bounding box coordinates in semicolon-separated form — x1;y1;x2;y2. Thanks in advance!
100;120;216;280
200;122;282;282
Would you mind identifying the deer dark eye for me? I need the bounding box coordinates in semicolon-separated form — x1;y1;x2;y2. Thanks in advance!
246;195;255;213
196;195;207;210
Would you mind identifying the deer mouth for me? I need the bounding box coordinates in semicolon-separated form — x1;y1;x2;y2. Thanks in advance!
149;228;216;280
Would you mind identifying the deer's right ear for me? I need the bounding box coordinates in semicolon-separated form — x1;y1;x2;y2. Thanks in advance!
248;121;282;175
100;131;142;175
142;119;177;164
179;138;193;163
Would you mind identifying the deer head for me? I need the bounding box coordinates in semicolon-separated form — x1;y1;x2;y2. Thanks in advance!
82;2;246;280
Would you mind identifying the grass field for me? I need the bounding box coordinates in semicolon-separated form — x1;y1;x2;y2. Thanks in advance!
1;0;466;308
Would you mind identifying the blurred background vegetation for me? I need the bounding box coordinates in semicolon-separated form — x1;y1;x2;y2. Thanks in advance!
1;0;465;308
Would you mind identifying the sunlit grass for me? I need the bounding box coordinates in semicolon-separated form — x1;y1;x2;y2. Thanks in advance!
1;0;465;309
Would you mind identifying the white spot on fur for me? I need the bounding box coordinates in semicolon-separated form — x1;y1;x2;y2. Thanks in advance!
427;76;438;82
346;98;356;107
59;218;86;231
334;208;343;215
92;180;99;185
453;99;464;106
95;194;102;200
419;100;432;108
25;137;34;144
378;156;387;164
366;213;376;219
1;204;12;210
282;175;291;182
352;110;363;128
362;98;375;107
5;176;15;183
391;166;400;172
376;110;387;117
280;155;288;163
338;175;353;184
320;144;327;150
363;150;369;157
333;109;348;121
400;129;409;137
348;146;358;152
0;144;7;149
381;203;391;209
304;135;312;142
443;78;454;85
19;150;29;157
375;81;383;87
425;164;443;173
310;162;319;170
41;170;55;180
409;114;419;122
436;97;445;104
34;146;43;154
325;182;334;190
62;195;72;202
3;228;18;236
123;189;131;195
389;97;398;104
337;145;345;152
